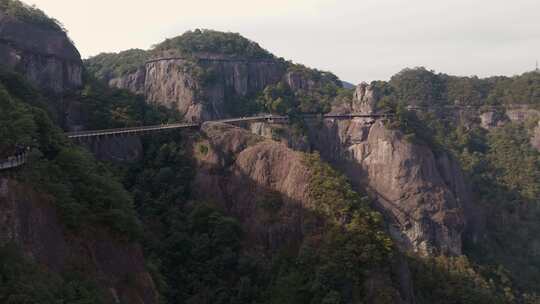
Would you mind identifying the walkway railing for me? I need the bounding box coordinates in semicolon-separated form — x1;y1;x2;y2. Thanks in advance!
65;115;287;139
0;152;28;170
66;122;200;139
65;113;393;140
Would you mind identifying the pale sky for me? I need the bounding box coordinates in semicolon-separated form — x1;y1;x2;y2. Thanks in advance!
25;0;540;84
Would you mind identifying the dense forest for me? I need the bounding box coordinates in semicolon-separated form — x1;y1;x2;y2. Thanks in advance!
377;67;540;108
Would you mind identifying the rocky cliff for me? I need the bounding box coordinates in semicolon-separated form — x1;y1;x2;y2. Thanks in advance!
246;84;470;255
0;10;82;94
352;82;379;114
192;122;310;249
306;118;467;256
189;122;414;303
109;54;285;121
0;177;158;304
109;66;146;95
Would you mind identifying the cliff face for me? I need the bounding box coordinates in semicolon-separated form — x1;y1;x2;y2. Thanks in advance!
109;66;146;95
190;122;337;248
110;55;285;121
284;69;318;91
249;121;311;152
0;11;82;94
317;85;468;255
143;58;203;120
352;82;379;114
0;178;158;304
192;122;310;248
245;84;469;255
307;118;467;256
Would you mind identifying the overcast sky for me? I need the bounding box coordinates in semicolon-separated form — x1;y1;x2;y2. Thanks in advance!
25;0;540;84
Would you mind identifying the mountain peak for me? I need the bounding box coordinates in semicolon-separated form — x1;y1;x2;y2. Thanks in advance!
152;29;275;60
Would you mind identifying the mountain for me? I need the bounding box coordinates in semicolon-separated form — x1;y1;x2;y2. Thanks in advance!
0;0;82;94
85;29;343;121
1;1;540;303
341;80;355;89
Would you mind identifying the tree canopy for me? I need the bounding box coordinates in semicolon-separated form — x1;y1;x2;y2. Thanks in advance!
0;0;65;32
153;29;275;59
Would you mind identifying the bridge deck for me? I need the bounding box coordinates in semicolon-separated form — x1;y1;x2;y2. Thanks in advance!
65;113;392;140
66;122;200;139
0;153;27;170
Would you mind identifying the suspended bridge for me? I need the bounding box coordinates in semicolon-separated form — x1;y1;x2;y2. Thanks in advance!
0;152;28;170
65;113;392;140
0;113;390;171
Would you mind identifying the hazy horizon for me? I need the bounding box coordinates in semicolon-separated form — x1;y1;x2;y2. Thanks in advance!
25;0;540;84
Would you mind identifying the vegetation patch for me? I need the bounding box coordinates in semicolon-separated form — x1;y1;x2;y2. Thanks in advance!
84;49;149;80
197;143;209;155
153;29;275;60
0;71;142;239
0;0;65;32
0;243;105;303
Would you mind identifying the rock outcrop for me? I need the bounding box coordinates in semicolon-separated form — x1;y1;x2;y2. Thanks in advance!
306;119;467;255
330;82;379;115
109;66;146;95
143;58;204;120
0;11;82;93
479;111;507;129
353;82;378;114
249;121;310;152
0;178;158;304
192;122;313;250
479;106;540;151
110;54;285;121
284;69;317;91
